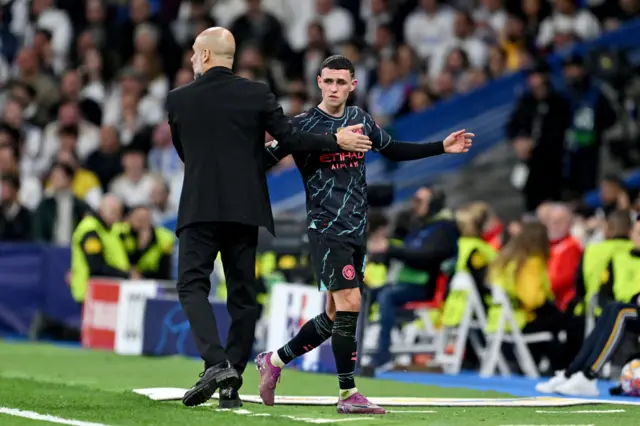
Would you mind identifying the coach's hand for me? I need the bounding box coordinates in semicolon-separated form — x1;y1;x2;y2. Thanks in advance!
336;124;372;153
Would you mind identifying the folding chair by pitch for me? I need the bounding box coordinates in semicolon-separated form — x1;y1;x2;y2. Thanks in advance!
479;285;553;378
433;271;509;375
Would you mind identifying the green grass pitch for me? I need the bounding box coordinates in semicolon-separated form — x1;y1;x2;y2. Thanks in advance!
1;341;639;425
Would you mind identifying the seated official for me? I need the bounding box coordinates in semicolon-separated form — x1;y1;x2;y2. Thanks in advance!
114;205;174;280
545;204;583;311
467;201;504;250
487;221;564;370
441;203;497;326
367;187;459;370
536;217;640;397
560;211;634;364
70;194;135;303
571;210;634;317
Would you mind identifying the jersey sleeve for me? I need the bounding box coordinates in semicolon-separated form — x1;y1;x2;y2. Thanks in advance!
264;141;291;170
361;108;445;161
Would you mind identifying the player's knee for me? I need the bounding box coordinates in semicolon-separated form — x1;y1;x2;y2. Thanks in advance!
325;297;337;320
332;288;361;312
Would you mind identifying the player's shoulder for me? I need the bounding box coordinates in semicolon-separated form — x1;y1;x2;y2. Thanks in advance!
348;105;371;121
291;109;315;125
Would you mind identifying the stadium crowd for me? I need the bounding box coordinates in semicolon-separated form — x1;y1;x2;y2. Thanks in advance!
0;0;639;244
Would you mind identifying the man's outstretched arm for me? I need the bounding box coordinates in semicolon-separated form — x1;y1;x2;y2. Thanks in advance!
364;112;473;161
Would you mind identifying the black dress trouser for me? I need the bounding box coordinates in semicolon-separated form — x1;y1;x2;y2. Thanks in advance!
177;221;259;376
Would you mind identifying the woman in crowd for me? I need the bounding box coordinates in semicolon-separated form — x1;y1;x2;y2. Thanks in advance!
487;221;565;370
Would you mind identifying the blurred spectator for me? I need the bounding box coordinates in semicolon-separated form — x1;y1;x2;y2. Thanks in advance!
0;8;18;64
39;101;100;173
291;22;331;99
521;0;550;51
488;221;564;370
288;0;354;51
500;13;531;71
0;173;31;241
26;0;73;74
486;46;508;80
230;0;289;61
546;203;583;311
1;96;43;177
473;0;507;43
79;48;108;107
149;176;177;225
148;122;182;184
562;54;616;197
48;150;102;210
33;162;90;244
102;67;164;146
506;63;572;211
404;0;454;62
368;186;459;369
14;47;60;126
405;86;435;115
109;147;155;209
0;140;41;210
363;0;392;46
430;9;488;78
467;201;504;250
115;205;174;279
368;56;406;126
85;126;124;193
396;44;420;90
537;0;601;53
443;47;471;92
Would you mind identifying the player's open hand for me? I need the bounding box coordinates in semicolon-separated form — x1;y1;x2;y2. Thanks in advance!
336;124;372;153
443;129;474;154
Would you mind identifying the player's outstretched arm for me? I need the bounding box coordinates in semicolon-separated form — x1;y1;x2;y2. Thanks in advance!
366;110;473;161
379;129;474;161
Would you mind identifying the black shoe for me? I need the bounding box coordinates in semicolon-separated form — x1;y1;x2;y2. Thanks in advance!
182;361;240;407
218;387;243;409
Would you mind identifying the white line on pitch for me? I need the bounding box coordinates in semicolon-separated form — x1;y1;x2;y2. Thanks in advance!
536;409;626;414
0;407;110;426
387;410;437;413
282;415;372;423
501;424;595;426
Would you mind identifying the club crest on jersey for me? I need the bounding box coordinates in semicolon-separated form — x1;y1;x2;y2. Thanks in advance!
337;127;364;135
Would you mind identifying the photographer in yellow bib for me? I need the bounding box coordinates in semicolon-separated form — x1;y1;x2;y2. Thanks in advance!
486;221;564;371
70;194;133;303
112;205;175;280
441;202;498;328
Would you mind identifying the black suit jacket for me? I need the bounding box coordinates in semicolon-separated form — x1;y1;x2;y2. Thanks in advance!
166;66;339;236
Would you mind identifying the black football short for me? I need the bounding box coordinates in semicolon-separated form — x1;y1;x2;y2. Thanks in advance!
307;230;365;292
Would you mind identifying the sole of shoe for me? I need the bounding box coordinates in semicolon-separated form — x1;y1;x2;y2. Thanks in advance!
182;369;240;407
218;397;243;409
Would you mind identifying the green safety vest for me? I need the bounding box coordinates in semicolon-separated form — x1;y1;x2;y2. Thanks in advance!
364;262;387;288
113;223;175;274
71;215;130;302
612;250;640;304
574;238;633;316
441;238;497;327
486;258;554;333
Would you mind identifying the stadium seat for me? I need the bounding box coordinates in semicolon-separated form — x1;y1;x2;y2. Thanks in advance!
392;274;450;357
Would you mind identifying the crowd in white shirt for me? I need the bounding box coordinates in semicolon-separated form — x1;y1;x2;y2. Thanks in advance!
0;0;636;241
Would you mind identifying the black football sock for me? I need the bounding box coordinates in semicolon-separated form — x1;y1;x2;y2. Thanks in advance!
275;312;334;365
331;311;359;395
